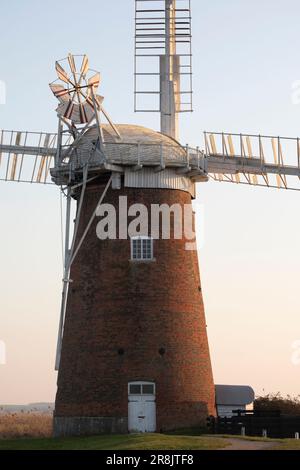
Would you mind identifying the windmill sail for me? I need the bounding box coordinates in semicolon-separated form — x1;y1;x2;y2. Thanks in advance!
0;130;58;184
1;127;300;190
203;132;300;191
134;0;193;140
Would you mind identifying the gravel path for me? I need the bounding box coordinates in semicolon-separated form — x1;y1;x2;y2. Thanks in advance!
221;438;277;451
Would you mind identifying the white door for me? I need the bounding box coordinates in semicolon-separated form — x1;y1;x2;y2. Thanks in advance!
128;382;156;433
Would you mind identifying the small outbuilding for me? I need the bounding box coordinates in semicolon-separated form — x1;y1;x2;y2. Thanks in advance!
215;385;255;417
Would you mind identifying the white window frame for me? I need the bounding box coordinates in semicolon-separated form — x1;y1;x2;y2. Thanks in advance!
128;381;156;396
131;236;154;261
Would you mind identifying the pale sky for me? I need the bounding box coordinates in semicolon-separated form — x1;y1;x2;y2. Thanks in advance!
0;0;300;404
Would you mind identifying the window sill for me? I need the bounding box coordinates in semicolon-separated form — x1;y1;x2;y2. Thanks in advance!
130;258;157;264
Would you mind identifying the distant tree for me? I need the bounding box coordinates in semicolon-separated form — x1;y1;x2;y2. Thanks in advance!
254;393;300;416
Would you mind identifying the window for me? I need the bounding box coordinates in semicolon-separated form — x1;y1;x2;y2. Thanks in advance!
131;236;154;261
142;384;155;395
129;382;156;395
129;384;142;395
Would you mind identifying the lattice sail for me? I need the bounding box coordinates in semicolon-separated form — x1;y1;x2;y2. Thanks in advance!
134;0;192;139
204;132;300;191
0;130;60;184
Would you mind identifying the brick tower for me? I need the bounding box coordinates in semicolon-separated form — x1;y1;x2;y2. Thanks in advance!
49;33;216;436
52;125;216;436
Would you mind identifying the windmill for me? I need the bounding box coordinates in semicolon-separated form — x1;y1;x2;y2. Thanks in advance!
1;0;299;436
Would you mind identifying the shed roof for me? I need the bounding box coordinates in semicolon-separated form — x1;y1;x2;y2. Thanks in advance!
215;385;255;405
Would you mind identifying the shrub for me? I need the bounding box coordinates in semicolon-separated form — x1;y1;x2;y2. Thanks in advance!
254;393;300;416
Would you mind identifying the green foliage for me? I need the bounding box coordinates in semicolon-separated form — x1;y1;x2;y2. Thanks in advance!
254;393;300;416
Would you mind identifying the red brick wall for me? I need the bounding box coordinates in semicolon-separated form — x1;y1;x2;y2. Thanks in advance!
55;179;216;431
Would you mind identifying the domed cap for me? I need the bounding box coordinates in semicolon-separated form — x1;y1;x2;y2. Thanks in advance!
75;124;188;167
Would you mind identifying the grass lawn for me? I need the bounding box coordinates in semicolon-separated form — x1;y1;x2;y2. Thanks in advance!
0;433;230;450
1;432;300;451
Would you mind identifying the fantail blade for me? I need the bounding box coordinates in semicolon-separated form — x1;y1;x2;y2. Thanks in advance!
88;73;101;90
80;55;89;76
55;62;70;84
49;83;70;103
68;53;77;75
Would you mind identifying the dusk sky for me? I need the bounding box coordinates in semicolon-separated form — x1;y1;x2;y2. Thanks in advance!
0;0;300;404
